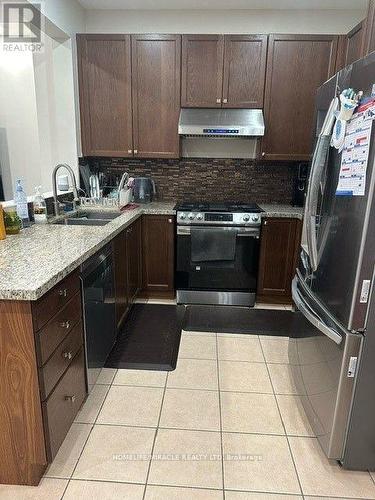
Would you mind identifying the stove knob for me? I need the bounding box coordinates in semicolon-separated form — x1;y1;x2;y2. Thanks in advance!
196;213;203;221
243;214;250;222
188;212;195;220
179;213;186;220
251;215;259;222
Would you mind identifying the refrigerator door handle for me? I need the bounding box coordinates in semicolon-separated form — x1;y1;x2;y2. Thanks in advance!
305;97;339;271
292;277;343;345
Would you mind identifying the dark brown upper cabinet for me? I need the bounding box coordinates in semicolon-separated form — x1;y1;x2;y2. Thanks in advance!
77;34;133;157
336;21;365;71
181;35;224;107
131;34;181;158
181;34;267;108
262;34;338;161
362;0;375;56
222;35;267;108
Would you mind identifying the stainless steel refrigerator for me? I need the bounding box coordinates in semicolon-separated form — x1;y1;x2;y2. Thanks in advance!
290;51;375;470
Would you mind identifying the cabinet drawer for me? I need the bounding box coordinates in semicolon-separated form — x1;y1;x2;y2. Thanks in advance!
42;348;87;461
36;292;82;366
33;270;80;331
39;321;83;400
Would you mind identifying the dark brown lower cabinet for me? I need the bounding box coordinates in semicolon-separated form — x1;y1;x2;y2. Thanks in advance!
257;217;302;304
114;217;142;329
142;215;175;298
0;270;87;486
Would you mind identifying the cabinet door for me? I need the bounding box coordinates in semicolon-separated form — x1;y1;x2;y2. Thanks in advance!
222;35;267;108
362;0;375;56
114;230;129;329
131;34;181;158
262;34;338;161
181;35;224;107
142;215;175;294
77;34;133;157
257;218;301;304
126;218;142;304
336;21;365;71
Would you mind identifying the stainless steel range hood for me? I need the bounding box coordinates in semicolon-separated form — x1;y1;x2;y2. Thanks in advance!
178;108;265;137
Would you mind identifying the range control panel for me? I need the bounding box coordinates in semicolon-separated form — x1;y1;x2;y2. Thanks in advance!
177;211;261;227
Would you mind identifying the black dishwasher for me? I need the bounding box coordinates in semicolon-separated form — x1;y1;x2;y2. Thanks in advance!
81;243;116;387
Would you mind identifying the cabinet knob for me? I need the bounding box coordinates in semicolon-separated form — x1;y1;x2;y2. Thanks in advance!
216;98;221;104
60;320;71;329
62;351;73;360
168;218;173;223
134;149;138;154
65;395;76;403
58;288;67;297
261;152;265;157
222;98;228;103
264;220;267;226
127;149;132;154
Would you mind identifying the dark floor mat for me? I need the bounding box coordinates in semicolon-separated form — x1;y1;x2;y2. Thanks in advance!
105;304;185;370
183;305;316;337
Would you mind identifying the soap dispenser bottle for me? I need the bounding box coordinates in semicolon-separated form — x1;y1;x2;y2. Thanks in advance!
33;186;47;224
15;179;30;228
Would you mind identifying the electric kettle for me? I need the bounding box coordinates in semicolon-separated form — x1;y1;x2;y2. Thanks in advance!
132;177;156;203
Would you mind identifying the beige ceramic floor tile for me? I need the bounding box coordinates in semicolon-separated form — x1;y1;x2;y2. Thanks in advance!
147;299;177;305
0;478;68;500
97;385;163;427
113;368;167;387
225;492;302;499
254;303;287;310
182;329;216;336
167;358;218;390
178;334;217;360
95;368;117;385
259;337;290;364
289;436;375;498
221;392;284;435
222;432;300;494
160;388;220;431
145;485;223;499
45;423;92;478
63;479;144;499
304;497;368;500
219;361;273;393
75;384;109;424
276;395;315;437
73;424;155;483
267;364;301;395
148;428;222;489
217;336;264;362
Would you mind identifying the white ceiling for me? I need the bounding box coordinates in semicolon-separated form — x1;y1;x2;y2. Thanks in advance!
78;0;367;10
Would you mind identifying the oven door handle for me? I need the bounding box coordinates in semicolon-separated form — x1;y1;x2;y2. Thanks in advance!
177;226;260;236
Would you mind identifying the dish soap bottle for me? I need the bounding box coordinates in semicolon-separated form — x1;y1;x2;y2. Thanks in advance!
33;186;47;224
15;179;30;228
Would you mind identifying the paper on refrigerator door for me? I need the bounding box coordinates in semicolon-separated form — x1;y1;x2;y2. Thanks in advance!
336;99;375;196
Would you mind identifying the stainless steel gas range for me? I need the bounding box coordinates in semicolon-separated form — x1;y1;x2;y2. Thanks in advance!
175;202;263;306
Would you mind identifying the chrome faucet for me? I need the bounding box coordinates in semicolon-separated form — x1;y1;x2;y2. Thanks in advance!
52;163;79;216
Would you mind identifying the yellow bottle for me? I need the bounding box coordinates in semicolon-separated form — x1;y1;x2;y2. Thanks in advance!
0;205;6;240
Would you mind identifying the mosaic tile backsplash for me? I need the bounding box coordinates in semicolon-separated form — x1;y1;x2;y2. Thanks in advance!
82;158;298;204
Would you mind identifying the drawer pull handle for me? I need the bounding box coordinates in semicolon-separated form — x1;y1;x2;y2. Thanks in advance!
65;395;76;403
62;351;73;360
60;320;71;329
58;289;67;297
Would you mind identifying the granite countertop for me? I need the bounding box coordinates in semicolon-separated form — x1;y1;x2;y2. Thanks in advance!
0;201;302;301
259;204;304;219
0;202;175;301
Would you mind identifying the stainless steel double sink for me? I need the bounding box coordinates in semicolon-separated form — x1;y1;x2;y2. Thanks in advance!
52;210;122;226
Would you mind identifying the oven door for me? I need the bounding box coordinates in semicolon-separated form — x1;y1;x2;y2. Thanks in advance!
176;225;260;305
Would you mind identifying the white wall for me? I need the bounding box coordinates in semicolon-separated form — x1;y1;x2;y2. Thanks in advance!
0;47;41;200
85;9;364;35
